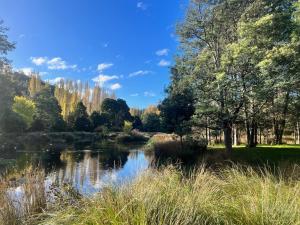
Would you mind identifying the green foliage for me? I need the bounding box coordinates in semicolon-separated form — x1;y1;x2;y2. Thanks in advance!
12;96;36;128
132;116;143;130
33;86;65;131
101;98;132;130
142;113;161;132
159;88;194;137
0;109;27;133
71;102;92;132
0;20;15;68
123;120;133;133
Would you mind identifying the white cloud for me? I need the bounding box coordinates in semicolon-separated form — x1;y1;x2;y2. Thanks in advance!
110;83;122;90
97;63;113;72
48;77;65;85
19;67;34;76
158;59;171;67
47;57;77;70
39;72;48;76
144;91;156;97
129;70;152;77
130;93;139;97
156;48;169;56
30;56;77;70
31;57;47;66
137;2;147;10
92;74;119;86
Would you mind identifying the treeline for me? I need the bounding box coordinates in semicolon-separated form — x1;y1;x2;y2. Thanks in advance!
158;0;300;153
0;71;163;133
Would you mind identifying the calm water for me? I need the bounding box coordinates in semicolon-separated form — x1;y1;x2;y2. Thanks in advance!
0;141;154;195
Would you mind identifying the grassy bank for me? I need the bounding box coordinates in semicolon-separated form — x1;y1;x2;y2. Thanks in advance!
207;144;300;165
38;165;300;225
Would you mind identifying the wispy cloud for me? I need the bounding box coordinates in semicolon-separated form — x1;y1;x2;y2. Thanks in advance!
47;57;77;70
137;2;148;10
19;67;34;76
30;56;77;70
158;59;171;67
156;48;169;56
97;63;114;72
110;83;122;90
47;77;65;85
92;74;119;86
130;93;139;97
129;70;152;78
144;91;156;97
31;57;48;66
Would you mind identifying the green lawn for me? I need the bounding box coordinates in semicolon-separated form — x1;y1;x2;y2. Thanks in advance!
208;144;300;165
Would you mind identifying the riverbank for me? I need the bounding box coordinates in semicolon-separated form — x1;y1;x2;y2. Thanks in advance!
22;165;300;225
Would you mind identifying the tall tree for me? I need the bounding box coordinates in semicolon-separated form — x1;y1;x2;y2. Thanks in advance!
33;85;64;131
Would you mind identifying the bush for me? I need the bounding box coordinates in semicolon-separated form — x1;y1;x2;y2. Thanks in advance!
123;120;133;133
116;132;149;143
146;133;207;159
0;110;27;133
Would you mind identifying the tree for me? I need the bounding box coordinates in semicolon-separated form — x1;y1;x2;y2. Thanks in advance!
101;98;132;130
33;85;65;131
142;113;161;132
90;111;110;130
0;109;27;133
132;116;143;130
72;102;92;132
159;88;195;146
12;96;36;128
0;20;15;68
28;74;43;97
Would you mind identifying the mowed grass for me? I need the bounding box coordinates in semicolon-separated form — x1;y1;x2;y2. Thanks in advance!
40;165;300;225
208;144;300;165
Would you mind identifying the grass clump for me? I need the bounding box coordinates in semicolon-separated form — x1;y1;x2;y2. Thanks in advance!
41;165;300;225
0;167;46;225
146;133;207;159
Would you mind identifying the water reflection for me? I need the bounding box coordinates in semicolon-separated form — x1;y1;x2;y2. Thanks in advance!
43;150;148;195
0;142;152;195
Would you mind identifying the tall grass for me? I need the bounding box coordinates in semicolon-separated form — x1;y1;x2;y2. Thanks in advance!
41;165;300;225
0;167;46;225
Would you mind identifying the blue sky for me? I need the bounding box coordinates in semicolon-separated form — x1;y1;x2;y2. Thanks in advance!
0;0;188;108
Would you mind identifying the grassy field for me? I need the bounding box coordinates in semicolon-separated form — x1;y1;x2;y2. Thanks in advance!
207;144;300;165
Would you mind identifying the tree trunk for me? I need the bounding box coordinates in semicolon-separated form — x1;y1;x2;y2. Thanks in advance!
233;124;238;146
223;121;233;154
273;91;290;144
297;122;300;145
248;120;257;147
180;135;183;151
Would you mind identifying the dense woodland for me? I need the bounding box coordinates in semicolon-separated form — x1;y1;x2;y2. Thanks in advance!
1;0;300;154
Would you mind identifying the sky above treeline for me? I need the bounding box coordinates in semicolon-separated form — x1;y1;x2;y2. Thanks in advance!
0;0;189;108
